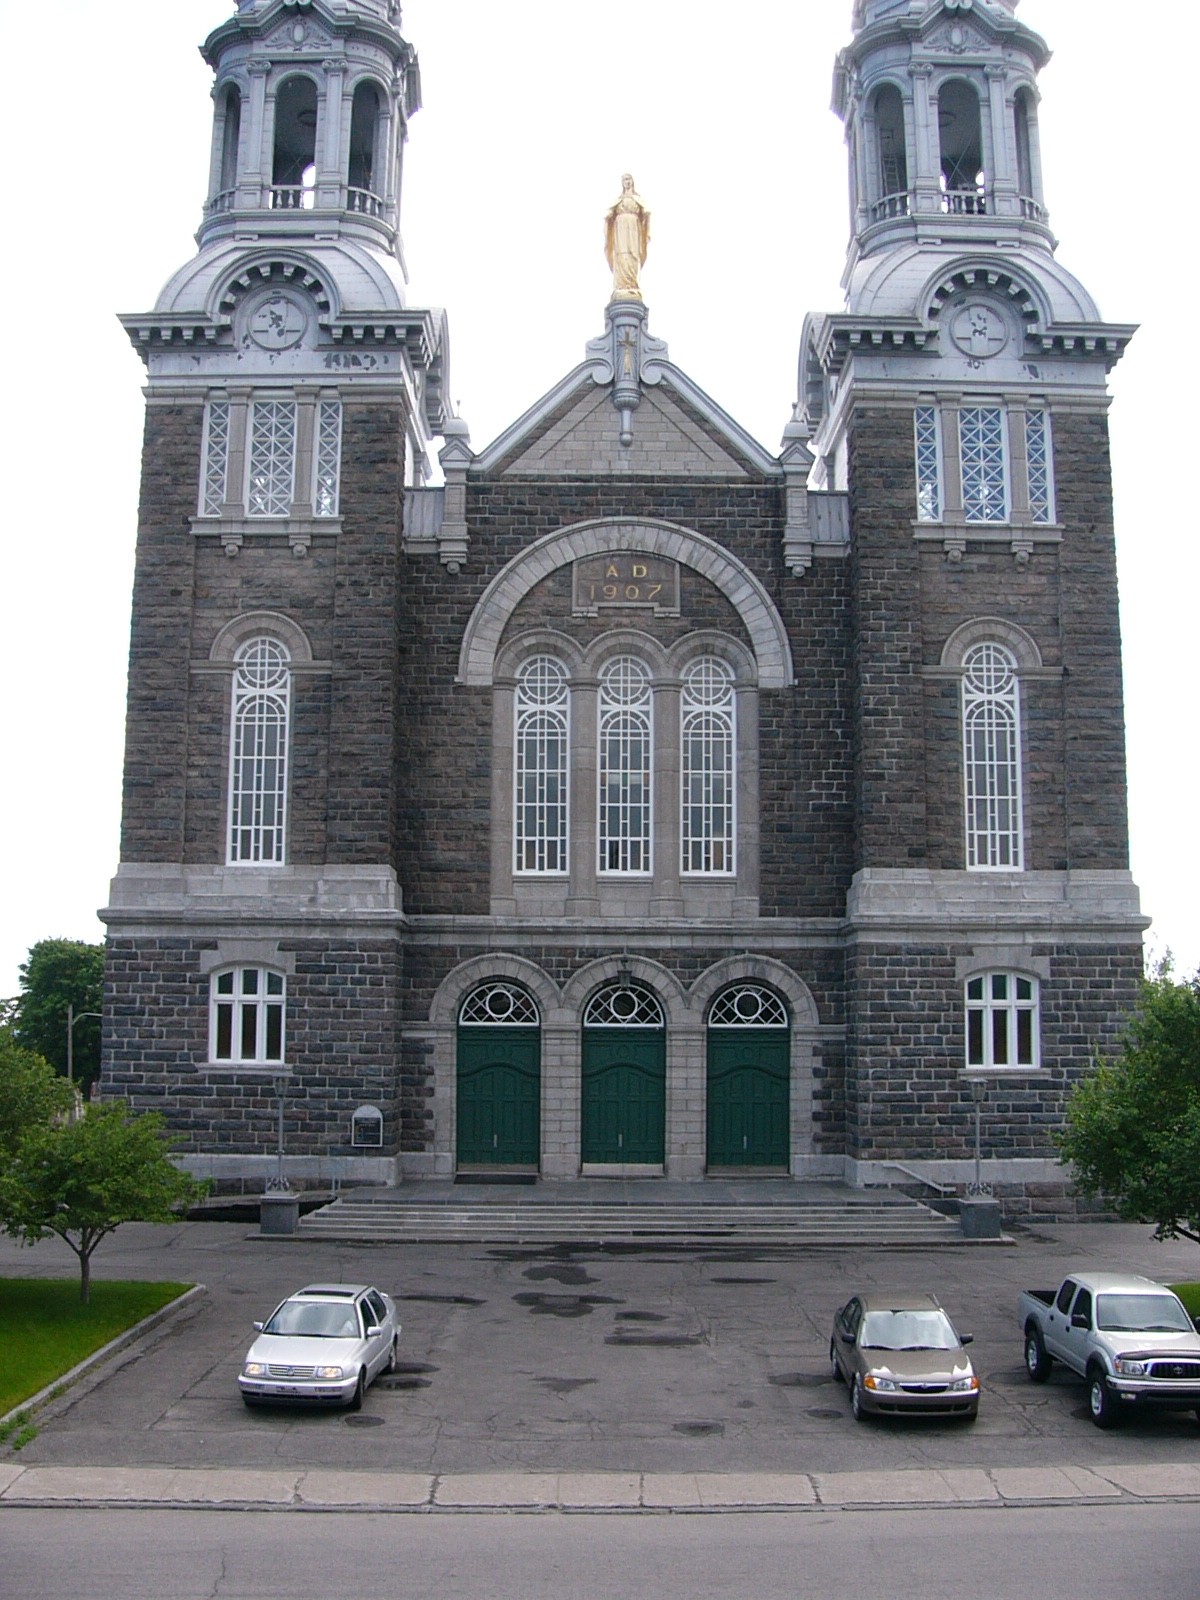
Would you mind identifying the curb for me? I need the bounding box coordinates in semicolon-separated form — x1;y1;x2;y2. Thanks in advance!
3;1463;1200;1515
0;1286;207;1440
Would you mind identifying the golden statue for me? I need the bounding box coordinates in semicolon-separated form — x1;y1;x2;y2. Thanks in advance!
605;174;650;302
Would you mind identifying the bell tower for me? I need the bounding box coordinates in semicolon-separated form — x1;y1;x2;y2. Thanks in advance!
796;0;1147;1185
103;0;450;1185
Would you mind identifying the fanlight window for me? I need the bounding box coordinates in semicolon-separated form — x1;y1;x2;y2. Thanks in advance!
514;656;569;875
598;657;652;874
229;638;290;864
584;984;665;1028
459;984;540;1027
681;657;735;875
962;643;1023;870
708;986;788;1028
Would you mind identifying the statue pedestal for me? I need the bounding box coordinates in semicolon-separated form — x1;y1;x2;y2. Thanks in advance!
260;1192;299;1236
958;1197;1003;1240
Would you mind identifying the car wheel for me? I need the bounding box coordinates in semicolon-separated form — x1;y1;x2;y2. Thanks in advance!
1024;1326;1053;1383
1088;1369;1119;1430
387;1336;398;1374
347;1370;365;1413
829;1340;842;1383
851;1375;868;1422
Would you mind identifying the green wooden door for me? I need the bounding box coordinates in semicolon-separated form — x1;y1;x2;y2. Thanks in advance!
706;1029;789;1168
581;1029;665;1164
456;1027;540;1167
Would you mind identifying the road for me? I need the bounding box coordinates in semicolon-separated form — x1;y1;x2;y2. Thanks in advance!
2;1504;1197;1599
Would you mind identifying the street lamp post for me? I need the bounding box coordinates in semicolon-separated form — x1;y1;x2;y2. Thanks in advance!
260;1073;299;1236
965;1075;992;1197
266;1073;292;1194
66;1003;103;1089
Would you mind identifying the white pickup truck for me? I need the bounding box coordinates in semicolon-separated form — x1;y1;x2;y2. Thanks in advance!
1019;1272;1200;1428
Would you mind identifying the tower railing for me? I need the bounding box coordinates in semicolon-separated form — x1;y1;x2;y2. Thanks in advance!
202;185;388;220
941;186;988;216
869;190;912;222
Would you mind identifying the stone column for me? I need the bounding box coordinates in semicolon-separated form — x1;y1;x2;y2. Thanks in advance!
567;679;599;915
668;1024;706;1178
541;1023;580;1180
650;679;683;916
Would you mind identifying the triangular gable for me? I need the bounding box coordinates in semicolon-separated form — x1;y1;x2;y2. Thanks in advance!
473;362;779;480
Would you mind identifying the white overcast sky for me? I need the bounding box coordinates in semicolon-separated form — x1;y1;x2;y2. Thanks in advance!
0;0;1194;996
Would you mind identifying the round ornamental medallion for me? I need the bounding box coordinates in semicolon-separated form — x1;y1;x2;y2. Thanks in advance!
950;301;1009;360
248;292;309;351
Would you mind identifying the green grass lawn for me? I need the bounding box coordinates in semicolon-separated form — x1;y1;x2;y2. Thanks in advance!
0;1279;192;1418
1170;1282;1200;1320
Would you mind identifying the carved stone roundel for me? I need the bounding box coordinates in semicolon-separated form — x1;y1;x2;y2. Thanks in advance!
247;291;309;351
949;300;1009;360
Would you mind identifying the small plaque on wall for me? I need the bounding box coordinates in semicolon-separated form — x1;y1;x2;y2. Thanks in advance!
572;553;680;617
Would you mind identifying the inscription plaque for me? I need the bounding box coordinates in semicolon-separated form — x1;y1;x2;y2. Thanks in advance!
572;553;680;616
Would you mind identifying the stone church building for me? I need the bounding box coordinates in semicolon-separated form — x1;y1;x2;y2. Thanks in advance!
102;0;1146;1209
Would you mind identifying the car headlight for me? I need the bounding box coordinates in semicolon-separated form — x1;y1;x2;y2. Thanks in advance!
314;1366;345;1381
863;1374;897;1392
949;1376;980;1393
242;1362;267;1378
1114;1359;1147;1377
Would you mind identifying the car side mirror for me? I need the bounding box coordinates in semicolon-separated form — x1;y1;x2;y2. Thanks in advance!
959;1334;974;1346
253;1321;264;1332
1071;1312;1090;1330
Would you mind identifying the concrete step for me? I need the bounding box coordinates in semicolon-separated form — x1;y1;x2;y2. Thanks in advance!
295;1196;965;1246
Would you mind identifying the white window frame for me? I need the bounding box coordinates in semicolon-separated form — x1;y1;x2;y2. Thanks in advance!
598;657;653;876
681;657;736;876
200;398;231;517
914;405;943;524
313;397;343;518
210;966;286;1065
246;399;298;518
958;406;1010;524
513;656;570;876
228;637;291;865
962;642;1024;871
965;971;1040;1070
1024;408;1055;525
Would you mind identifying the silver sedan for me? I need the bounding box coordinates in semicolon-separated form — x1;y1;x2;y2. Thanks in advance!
239;1283;400;1410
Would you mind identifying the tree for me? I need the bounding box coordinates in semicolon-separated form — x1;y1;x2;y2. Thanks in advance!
0;1104;207;1302
0;1031;75;1156
1058;965;1200;1245
11;939;105;1094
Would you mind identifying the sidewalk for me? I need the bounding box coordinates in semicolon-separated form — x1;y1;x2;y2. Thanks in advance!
3;1461;1200;1513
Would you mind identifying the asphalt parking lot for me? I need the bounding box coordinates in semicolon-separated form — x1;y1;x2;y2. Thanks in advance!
2;1217;1198;1478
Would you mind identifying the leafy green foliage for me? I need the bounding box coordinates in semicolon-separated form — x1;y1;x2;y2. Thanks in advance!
0;1033;74;1156
11;939;105;1093
0;1106;207;1302
0;1278;191;1416
1058;966;1200;1245
1171;1283;1200;1320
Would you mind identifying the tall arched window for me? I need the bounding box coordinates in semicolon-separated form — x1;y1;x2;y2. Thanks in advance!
219;86;242;197
938;80;985;213
873;84;908;215
681;657;735;875
514;656;569;874
229;638;290;864
349;82;382;211
599;657;652;874
1014;90;1035;202
272;76;318;209
962;643;1023;870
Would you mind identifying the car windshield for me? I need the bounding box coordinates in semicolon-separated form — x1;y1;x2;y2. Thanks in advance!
1095;1294;1192;1334
263;1301;361;1338
860;1310;959;1351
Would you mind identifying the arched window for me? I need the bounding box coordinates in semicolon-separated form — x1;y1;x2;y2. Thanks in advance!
873;84;908;215
210;966;286;1064
219;86;242;197
966;972;1039;1069
459;983;540;1026
681;657;735;875
514;657;569;874
962;643;1023;870
583;983;664;1028
938;80;985;214
229;638;290;864
599;657;652;874
349;82;382;210
708;986;788;1028
1014;90;1035;202
272;76;318;209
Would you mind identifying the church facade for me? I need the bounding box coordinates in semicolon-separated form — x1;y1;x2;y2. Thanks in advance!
102;0;1146;1213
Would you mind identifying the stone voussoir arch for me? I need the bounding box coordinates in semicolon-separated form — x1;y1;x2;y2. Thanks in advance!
428;953;562;1030
560;955;691;1032
689;955;821;1030
457;518;795;690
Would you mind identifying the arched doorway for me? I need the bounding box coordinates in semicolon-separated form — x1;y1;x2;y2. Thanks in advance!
581;983;666;1165
706;985;790;1169
456;983;541;1169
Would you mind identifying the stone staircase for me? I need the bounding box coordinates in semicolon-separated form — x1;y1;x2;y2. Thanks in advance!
296;1189;970;1247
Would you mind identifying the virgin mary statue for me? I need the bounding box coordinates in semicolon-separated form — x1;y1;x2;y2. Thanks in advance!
605;175;650;302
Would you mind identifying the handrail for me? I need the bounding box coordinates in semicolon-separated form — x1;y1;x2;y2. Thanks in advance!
882;1162;958;1199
